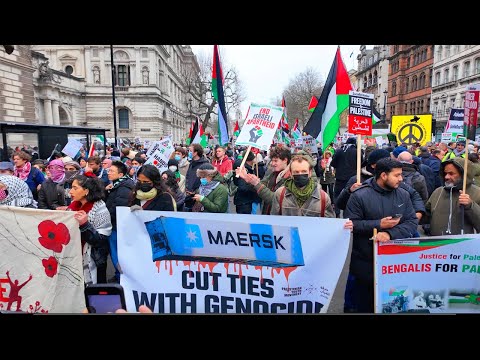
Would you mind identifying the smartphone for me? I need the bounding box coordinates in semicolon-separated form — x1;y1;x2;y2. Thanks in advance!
392;213;403;220
84;283;126;314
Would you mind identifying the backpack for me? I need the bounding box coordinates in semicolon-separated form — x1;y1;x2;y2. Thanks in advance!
223;170;237;196
278;186;326;216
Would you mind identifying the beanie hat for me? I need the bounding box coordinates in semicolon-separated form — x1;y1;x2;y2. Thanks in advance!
392;146;408;158
196;163;218;178
167;158;179;167
367;149;391;165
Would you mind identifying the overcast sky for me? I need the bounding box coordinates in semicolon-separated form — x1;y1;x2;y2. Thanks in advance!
190;45;370;118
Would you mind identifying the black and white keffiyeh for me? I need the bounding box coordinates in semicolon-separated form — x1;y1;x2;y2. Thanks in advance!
0;175;36;208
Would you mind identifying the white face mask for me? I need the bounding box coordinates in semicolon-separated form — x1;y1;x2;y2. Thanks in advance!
168;165;177;172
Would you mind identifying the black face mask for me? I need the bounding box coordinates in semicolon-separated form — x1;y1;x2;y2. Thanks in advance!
65;170;79;181
139;183;154;192
293;174;310;188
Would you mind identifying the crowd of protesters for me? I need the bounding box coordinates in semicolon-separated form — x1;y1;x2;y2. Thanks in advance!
1;135;480;313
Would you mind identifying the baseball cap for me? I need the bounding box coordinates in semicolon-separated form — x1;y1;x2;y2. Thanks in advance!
0;161;14;171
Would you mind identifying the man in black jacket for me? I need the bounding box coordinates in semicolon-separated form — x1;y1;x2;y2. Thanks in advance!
232;151;264;214
105;160;135;282
330;137;361;217
344;158;418;313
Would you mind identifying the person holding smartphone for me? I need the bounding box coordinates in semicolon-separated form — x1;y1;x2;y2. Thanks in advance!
344;158;418;313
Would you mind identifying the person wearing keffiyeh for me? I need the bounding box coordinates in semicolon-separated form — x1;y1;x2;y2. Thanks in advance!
37;159;68;210
68;173;112;285
0;174;36;208
12;151;45;200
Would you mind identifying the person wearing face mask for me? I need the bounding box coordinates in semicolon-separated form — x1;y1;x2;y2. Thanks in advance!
162;169;185;212
270;153;348;222
173;147;189;177
128;164;176;211
185;144;209;202
167;158;185;192
37;159;69;210
423;157;480;236
191;163;228;213
128;156;145;182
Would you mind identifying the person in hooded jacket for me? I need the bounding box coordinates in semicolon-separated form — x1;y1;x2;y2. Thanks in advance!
423;157;480;236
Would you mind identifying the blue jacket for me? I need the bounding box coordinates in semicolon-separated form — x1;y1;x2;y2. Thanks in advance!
25;167;45;200
344;177;418;285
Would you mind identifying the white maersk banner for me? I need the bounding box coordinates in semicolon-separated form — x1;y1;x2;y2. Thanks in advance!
235;103;284;151
375;234;480;314
117;208;350;314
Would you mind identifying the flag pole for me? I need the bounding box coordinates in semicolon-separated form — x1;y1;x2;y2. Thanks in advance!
236;145;252;178
356;134;362;184
461;143;469;234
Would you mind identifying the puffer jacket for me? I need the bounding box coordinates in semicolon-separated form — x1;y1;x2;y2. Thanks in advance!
345;177;418;285
37;179;66;209
424;157;480;236
270;182;335;217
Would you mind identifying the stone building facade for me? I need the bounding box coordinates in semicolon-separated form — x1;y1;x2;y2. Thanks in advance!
355;45;389;119
32;45;201;144
431;45;480;137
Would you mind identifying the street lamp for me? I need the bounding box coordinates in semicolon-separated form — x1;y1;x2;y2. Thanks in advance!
383;89;388;122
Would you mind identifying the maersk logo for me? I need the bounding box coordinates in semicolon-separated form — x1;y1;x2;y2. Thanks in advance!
185;224;203;248
207;230;285;249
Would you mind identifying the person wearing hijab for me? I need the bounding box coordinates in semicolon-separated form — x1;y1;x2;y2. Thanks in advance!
0;174;36;208
38;159;69;210
167;158;185;192
12;150;45;200
68;173;112;285
162;169;185;212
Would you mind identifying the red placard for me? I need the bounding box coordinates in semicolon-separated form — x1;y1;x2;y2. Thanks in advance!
348;116;372;135
464;88;480;140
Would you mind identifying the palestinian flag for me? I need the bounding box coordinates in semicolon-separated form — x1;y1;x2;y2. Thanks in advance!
292;118;302;140
308;95;318;113
212;45;229;146
185;120;194;145
303;47;353;151
191;116;208;148
233;120;240;137
372;106;382;125
280;96;290;134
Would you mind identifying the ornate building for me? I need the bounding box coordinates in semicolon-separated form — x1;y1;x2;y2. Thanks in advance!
32;45;201;144
387;45;434;123
431;45;480;138
355;45;389;119
0;46;38;147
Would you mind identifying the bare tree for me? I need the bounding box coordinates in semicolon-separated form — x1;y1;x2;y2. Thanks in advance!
182;48;245;134
282;67;324;129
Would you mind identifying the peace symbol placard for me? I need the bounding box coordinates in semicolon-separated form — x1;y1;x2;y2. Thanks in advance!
390;114;432;146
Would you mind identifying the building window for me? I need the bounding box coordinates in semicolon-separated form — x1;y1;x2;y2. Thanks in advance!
436;46;443;61
118;108;129;129
429;68;433;86
419;73;426;88
363;76;367;89
410;102;414;114
412;76;418;91
407;57;410;68
92;48;99;58
405;103;408;113
444;69;449;83
420;100;424;113
391;105;395;116
453;65;459;81
373;70;377;84
422;49;427;62
368;74;372;87
92;66;100;84
464;61;471;77
65;65;73;75
142;49;148;58
405;77;409;93
392;81;397;96
445;45;450;58
475;58;480;74
118;65;127;86
435;72;441;86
